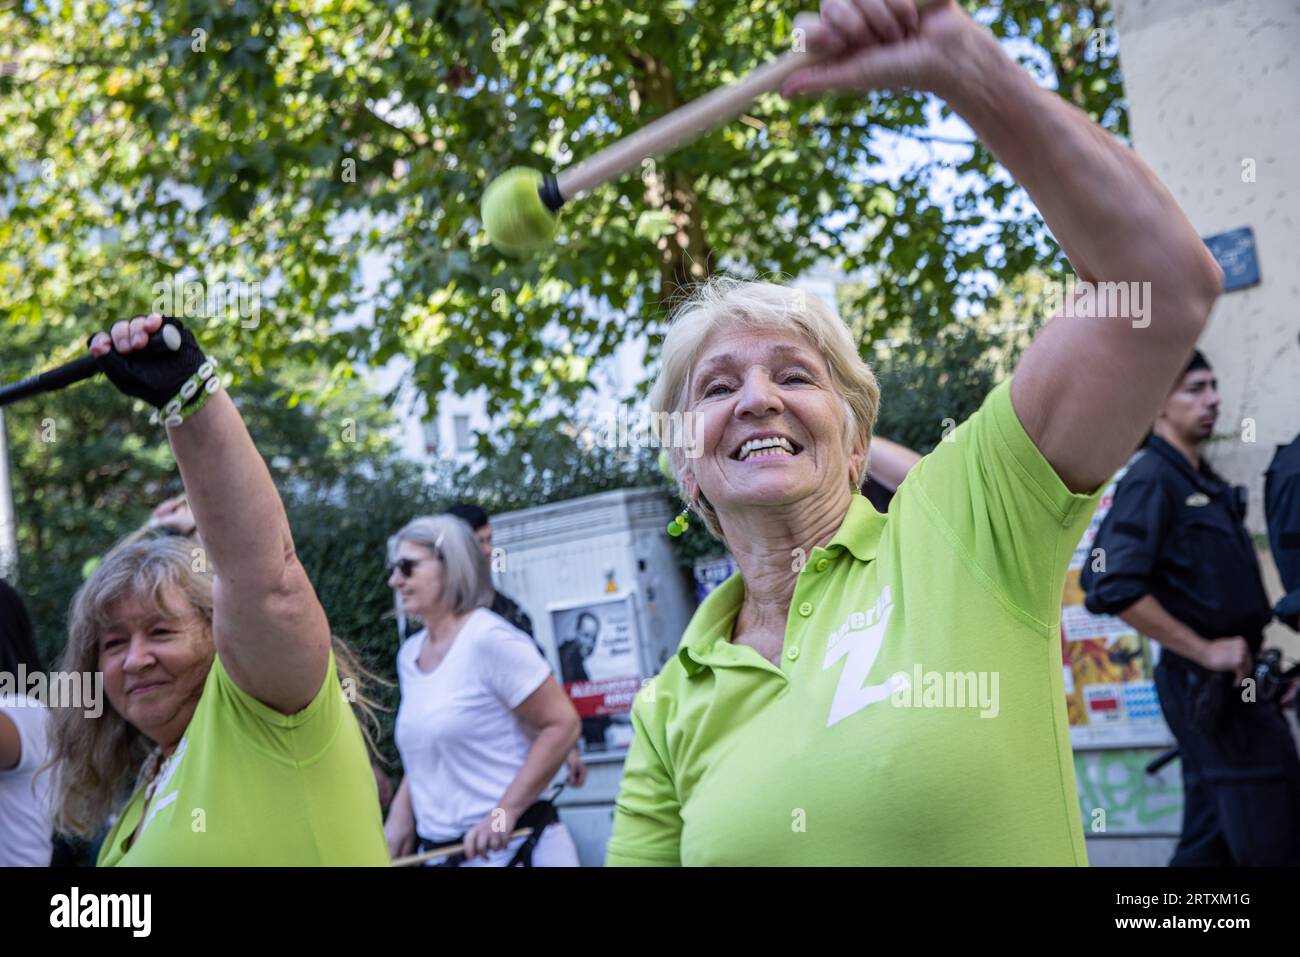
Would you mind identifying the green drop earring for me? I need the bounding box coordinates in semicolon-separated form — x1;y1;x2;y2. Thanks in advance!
667;505;691;537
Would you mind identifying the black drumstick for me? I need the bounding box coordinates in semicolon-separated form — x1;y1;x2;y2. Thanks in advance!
0;325;182;408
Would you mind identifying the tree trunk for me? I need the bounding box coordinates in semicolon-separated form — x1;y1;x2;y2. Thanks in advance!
628;49;716;315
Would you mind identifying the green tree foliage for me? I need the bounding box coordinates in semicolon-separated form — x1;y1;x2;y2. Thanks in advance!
846;269;1051;453
1;0;1125;418
430;413;661;512
0;0;1128;663
2;328;398;662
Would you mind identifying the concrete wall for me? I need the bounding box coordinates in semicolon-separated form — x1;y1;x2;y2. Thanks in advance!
1113;0;1300;538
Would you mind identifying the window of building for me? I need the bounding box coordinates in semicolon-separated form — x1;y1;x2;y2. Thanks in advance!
453;414;474;452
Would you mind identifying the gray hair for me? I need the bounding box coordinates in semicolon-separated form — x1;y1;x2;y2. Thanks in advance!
649;276;881;543
388;515;494;615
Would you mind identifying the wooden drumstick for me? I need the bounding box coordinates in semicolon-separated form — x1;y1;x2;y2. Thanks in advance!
390;827;533;867
481;0;944;256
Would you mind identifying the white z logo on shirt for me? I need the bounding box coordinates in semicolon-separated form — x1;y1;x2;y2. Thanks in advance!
140;737;187;838
822;586;903;727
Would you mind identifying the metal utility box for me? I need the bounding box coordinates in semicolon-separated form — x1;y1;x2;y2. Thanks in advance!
490;487;696;866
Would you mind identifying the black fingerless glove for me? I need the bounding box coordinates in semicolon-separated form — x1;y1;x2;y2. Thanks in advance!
92;317;208;408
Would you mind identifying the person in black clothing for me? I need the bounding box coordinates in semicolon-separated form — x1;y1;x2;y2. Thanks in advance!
445;503;587;785
445;504;533;636
1265;434;1300;629
0;579;41;679
557;612;600;682
1080;350;1300;865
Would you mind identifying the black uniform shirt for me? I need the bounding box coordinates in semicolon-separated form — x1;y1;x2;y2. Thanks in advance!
491;590;535;638
1079;434;1272;668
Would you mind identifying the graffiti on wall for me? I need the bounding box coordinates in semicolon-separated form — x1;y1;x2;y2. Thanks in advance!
1075;749;1183;836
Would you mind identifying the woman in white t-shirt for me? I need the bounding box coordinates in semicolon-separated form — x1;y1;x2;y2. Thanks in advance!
0;579;54;867
383;515;582;866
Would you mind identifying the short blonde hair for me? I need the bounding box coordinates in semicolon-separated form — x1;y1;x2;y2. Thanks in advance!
389;515;494;616
649;276;881;543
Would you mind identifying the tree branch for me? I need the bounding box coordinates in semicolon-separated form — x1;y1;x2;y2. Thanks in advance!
361;104;427;152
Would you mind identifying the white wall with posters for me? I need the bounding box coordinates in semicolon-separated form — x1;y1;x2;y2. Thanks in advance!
489;488;696;865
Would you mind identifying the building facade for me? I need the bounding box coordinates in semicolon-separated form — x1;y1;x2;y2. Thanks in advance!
1115;0;1300;533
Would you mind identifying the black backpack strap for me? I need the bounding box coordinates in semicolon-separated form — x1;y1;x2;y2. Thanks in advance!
419;786;565;867
506;799;561;867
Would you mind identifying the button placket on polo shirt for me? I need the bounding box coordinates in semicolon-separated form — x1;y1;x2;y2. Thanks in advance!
784;548;832;668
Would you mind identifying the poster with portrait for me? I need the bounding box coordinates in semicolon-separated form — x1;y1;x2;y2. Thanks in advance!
1062;467;1174;749
548;593;642;755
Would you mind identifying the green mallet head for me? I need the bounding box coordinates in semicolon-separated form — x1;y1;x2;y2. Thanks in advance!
481;167;563;257
658;449;675;481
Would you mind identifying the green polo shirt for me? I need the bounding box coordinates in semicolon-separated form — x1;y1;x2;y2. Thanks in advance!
98;651;388;866
606;379;1100;866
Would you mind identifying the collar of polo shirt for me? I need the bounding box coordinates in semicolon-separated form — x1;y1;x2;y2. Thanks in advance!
676;495;888;677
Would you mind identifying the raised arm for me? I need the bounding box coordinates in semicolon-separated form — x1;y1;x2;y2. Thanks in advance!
946;29;1221;492
867;436;922;491
784;0;1223;493
90;314;329;714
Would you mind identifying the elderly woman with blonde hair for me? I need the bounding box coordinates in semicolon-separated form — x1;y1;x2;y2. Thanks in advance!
44;313;388;865
605;0;1224;866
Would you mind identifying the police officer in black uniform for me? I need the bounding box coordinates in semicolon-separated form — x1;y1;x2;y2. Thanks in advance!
1081;351;1300;865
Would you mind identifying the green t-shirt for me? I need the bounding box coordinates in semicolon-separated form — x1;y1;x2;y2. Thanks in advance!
99;651;388;866
606;379;1101;866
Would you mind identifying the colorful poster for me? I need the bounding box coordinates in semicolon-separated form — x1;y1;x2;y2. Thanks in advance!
1063;468;1175;749
549;593;641;754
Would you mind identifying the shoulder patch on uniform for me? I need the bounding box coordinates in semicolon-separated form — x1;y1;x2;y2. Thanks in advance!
1185;493;1210;507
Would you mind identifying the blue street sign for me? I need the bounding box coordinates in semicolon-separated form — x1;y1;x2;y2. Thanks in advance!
1203;226;1261;292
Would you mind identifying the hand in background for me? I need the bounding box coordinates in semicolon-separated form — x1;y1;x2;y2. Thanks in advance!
149;495;197;537
566;748;588;788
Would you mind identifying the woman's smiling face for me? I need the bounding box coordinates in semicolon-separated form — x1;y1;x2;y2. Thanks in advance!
682;323;864;515
98;586;213;749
